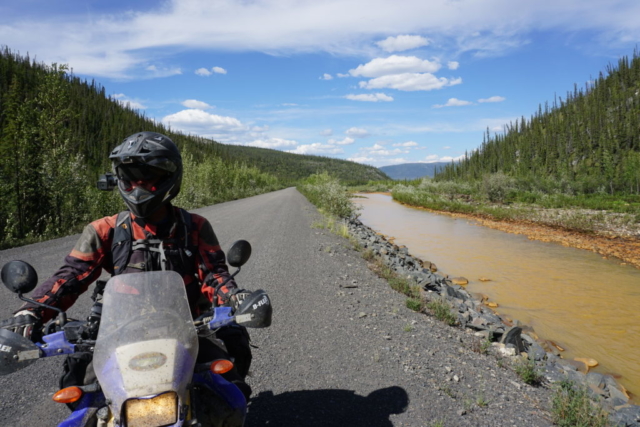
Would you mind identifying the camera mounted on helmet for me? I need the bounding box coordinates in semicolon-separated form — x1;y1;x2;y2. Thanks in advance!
97;172;118;191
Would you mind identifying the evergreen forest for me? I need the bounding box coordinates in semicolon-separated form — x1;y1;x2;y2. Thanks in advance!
0;47;386;248
435;51;640;196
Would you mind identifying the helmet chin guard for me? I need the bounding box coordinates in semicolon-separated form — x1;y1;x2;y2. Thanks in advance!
110;132;182;218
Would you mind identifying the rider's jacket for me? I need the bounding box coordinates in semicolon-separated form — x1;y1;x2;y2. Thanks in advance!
22;206;236;322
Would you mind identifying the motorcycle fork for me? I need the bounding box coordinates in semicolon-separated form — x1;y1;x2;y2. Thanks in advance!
184;384;200;427
95;405;113;427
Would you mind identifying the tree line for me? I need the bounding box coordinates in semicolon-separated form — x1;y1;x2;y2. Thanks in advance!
436;50;640;195
0;47;386;248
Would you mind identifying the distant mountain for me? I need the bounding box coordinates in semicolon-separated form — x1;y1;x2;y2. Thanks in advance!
379;162;451;180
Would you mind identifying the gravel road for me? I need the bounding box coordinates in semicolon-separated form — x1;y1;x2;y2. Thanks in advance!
0;187;555;426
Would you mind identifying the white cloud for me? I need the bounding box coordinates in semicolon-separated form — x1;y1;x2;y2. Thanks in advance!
245;138;298;148
195;68;212;76
145;65;182;78
196;66;226;76
345;93;394;102
362;143;407;156
320;73;333;80
112;93;146;110
345;127;370;138
181;99;213;109
4;1;640;78
320;128;333;136
350;140;425;166
367;143;386;151
337;73;350;78
443;146;451;149
447;61;460;70
348;156;410;166
161;109;247;141
287;143;344;155
478;95;506;103
349;55;440;78
425;154;465;163
328;137;355;145
433;98;473;108
376;35;429;52
348;156;376;165
360;73;461;92
439;155;466;162
392;141;418;147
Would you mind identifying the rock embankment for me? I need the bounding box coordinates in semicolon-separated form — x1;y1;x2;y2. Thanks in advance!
347;216;640;427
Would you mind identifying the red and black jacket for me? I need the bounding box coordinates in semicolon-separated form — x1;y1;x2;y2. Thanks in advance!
22;207;237;322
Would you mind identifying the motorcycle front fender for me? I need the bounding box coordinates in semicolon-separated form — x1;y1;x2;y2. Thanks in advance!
57;391;106;427
191;372;246;427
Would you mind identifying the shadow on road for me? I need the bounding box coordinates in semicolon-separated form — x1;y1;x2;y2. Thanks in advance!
246;386;409;426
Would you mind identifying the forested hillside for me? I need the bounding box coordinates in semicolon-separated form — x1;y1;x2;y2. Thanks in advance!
0;47;385;248
436;52;640;195
220;144;387;184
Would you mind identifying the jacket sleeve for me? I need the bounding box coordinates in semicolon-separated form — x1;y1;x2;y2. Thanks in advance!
20;217;113;322
193;216;237;306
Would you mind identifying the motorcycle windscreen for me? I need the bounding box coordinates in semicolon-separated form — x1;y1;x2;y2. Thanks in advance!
93;271;198;424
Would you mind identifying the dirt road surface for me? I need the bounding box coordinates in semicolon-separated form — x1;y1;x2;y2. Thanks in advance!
0;188;554;426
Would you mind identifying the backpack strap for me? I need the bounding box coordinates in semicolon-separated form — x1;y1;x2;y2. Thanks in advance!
177;208;193;254
111;211;133;275
111;208;196;275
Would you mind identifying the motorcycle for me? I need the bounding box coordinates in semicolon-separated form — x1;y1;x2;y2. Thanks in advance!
0;240;271;427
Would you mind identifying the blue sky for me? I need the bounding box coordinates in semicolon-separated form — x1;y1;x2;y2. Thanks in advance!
1;0;639;167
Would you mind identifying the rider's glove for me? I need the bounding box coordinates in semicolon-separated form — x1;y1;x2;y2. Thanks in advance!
228;289;252;311
0;310;42;341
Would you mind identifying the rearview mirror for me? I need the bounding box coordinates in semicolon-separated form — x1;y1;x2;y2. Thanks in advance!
1;261;38;294
227;240;252;268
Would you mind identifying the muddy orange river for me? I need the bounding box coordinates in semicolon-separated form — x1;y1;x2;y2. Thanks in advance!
354;193;640;400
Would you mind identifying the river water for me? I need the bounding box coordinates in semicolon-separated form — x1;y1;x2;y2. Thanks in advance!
353;193;640;399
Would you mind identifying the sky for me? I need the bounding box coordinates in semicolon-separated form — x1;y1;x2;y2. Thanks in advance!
1;0;639;167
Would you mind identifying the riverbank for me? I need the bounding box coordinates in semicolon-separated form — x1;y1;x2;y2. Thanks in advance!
345;215;640;426
405;204;640;269
369;191;640;269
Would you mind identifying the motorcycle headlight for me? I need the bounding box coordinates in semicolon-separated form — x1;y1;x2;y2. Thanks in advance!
125;392;178;427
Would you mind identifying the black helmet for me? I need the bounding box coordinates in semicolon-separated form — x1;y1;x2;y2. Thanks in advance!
110;132;182;218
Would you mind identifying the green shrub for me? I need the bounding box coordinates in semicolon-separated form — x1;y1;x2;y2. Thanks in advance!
406;297;422;312
514;356;542;386
481;172;516;203
426;297;457;326
297;172;358;218
551;380;609;427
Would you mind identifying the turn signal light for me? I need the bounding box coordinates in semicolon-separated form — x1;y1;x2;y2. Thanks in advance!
53;386;83;403
210;359;234;374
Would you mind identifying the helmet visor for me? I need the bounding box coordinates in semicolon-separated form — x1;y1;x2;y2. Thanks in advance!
117;164;169;186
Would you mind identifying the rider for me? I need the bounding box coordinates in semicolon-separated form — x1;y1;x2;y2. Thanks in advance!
0;131;253;398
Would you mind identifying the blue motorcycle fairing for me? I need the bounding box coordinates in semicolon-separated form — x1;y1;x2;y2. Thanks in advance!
193;371;247;416
58;392;105;427
57;374;246;427
37;331;76;357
